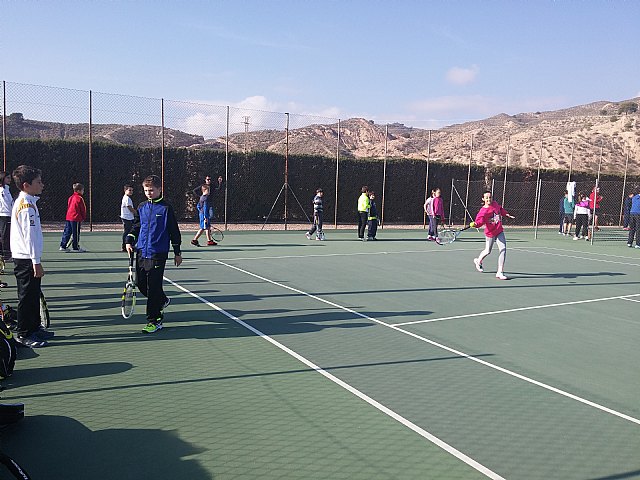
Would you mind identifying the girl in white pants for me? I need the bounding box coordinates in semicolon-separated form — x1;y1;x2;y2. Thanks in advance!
471;191;515;280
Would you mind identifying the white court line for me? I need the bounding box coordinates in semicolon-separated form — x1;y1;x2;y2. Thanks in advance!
214;259;640;428
395;294;640;326
528;245;640;260
512;248;640;267
163;275;505;480
621;296;640;303
181;247;477;263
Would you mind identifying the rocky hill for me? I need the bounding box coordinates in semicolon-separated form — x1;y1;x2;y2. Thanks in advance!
5;98;639;174
4;112;203;148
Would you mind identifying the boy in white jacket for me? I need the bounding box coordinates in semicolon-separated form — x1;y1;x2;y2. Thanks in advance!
10;165;52;348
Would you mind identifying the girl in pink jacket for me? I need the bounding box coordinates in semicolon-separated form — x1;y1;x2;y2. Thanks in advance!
470;191;515;280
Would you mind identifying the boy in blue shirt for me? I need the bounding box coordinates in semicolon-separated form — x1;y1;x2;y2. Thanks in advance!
191;185;216;246
626;188;640;248
126;175;182;333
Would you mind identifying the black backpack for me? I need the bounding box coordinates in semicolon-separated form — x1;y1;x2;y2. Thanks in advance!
0;315;17;380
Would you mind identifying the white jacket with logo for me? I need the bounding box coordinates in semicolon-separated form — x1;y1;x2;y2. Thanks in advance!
0;185;13;216
10;192;43;264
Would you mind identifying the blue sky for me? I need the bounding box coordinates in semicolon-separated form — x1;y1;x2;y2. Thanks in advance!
3;0;640;131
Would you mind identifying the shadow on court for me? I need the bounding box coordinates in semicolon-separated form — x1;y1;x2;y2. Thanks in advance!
1;416;211;480
6;362;133;388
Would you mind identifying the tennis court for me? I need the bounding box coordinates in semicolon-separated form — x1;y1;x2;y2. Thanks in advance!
2;227;639;479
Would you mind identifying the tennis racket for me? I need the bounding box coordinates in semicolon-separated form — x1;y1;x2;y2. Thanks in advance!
436;226;472;245
121;252;136;319
211;226;224;243
39;291;50;329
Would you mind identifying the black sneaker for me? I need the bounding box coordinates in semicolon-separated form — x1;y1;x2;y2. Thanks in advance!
16;334;47;348
34;326;55;340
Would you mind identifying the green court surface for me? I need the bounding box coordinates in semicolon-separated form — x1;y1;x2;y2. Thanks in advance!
1;227;639;479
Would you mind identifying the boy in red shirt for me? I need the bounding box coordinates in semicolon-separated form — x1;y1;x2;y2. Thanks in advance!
59;183;87;253
470;191;515;280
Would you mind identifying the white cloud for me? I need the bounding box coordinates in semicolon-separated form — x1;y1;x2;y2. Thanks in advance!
446;65;479;86
169;95;341;138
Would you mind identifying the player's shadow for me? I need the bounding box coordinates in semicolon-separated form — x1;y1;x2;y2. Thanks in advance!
1;415;211;480
507;271;625;279
587;470;640;480
5;362;133;388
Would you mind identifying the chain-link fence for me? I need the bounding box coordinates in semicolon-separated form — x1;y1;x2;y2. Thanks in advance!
2;81;639;244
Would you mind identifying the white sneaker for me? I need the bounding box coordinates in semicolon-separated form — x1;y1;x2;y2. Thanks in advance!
496;272;508;280
305;233;311;240
59;246;69;252
558;231;563;235
473;258;483;272
70;247;86;253
573;236;579;240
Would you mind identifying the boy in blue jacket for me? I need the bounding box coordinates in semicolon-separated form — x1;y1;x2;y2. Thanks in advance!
126;175;182;333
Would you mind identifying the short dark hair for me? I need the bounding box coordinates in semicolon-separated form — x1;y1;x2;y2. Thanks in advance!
482;190;492;196
142;175;162;189
316;188;323;194
73;183;84;192
124;184;133;190
12;165;42;191
368;190;375;196
361;186;368;193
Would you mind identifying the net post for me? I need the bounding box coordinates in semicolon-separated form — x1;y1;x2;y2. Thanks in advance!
284;112;289;231
88;89;93;232
334;119;340;230
619;147;629;227
463;134;473;228
380;124;388;229
423;130;431;229
224;106;229;231
501;134;510;206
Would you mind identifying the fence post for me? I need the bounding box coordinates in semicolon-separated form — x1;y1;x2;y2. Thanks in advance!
161;98;165;193
88;90;93;232
334;119;340;229
533;137;543;228
423;130;431;229
381;124;388;228
502;134;510;206
464;134;473;228
619;147;629;227
590;143;603;245
224;106;229;230
534;178;542;239
449;177;454;226
568;142;574;183
2;81;6;172
284;112;289;231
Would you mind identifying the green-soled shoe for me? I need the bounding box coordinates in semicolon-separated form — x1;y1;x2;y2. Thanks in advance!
142;321;163;334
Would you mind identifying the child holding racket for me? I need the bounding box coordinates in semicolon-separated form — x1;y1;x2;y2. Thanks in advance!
470;191;514;280
126;175;182;334
191;184;216;247
10;165;53;347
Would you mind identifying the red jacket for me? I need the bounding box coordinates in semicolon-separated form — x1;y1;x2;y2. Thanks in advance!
66;192;86;222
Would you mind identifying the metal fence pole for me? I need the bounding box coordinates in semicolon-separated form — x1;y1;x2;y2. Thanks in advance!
534;178;542;239
501;134;510;206
568;142;574;183
88;90;93;232
284;112;289;231
161;98;165;193
533;137;543;228
381;124;388;228
334;119;340;229
590;143;603;245
2;81;6;172
449;177;454;226
619;148;629;226
463;134;473;228
224;106;229;230
423;130;431;229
